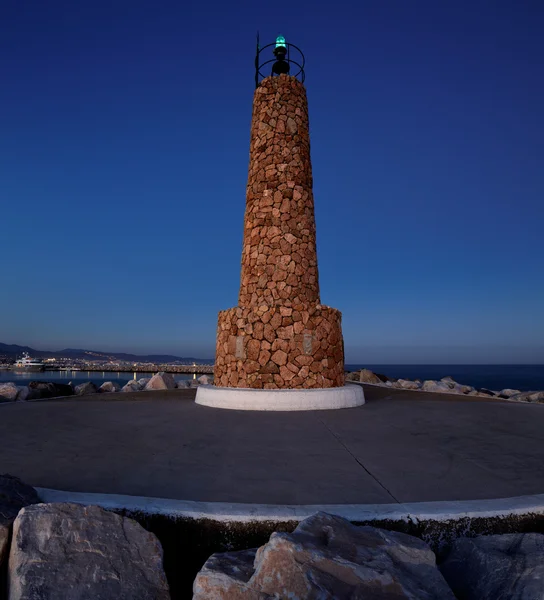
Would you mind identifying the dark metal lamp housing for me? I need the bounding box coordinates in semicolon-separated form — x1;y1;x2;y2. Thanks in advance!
255;34;305;87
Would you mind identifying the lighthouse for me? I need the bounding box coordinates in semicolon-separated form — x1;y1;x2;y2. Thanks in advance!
196;37;364;410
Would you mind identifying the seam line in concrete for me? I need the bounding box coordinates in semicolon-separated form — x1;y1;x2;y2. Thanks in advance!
316;414;400;504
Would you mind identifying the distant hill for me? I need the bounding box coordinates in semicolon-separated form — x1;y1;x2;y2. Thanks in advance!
0;342;213;364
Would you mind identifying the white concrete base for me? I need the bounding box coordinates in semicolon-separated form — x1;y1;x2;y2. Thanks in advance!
195;383;365;411
36;487;544;526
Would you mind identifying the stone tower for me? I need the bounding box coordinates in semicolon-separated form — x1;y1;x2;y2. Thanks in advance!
213;74;345;390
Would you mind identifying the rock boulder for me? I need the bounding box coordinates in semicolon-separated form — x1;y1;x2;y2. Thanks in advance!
0;383;19;402
358;369;384;385
15;386;30;402
477;388;497;397
28;381;74;399
0;526;6;574
8;503;170;600
194;549;258;599
0;474;39;568
122;381;142;393
176;380;190;389
194;512;454;599
145;372;176;391
197;374;211;385
455;384;475;394
440;533;544;600
396;379;421;390
344;371;359;382
509;390;544;403
422;380;455;394
99;381;120;393
74;381;98;396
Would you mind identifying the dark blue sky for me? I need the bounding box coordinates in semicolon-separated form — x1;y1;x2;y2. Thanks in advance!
2;0;543;363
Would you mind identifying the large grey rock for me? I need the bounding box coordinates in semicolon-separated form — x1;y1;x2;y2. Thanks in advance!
0;383;19;401
194;549;260;599
8;503;170;600
452;383;474;394
15;386;30;402
194;512;454;599
0;526;7;573
74;381;98;396
500;388;521;398
138;377;151;388
422;380;454;394
440;533;544;600
122;380;142;392
509;390;544;403
197;374;211;385
358;369;384;384
0;474;39;568
477;388;497;397
99;381;120;393
145;372;176;391
28;381;74;399
176;379;191;389
437;378;473;394
396;379;421;390
456;384;475;394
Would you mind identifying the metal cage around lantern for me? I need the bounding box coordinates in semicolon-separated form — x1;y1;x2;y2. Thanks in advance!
254;34;306;87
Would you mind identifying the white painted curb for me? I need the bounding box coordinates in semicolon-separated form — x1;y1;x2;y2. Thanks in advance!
35;487;544;525
194;383;365;411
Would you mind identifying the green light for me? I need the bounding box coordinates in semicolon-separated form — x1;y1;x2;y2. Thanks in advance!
275;35;286;49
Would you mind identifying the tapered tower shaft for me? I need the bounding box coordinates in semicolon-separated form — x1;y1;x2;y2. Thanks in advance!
214;74;344;390
239;76;319;309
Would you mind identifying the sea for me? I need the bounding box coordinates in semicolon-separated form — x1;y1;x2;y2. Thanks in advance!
0;365;543;392
345;364;544;392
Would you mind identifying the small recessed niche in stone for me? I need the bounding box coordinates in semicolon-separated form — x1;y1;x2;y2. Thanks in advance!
303;333;313;355
235;336;245;359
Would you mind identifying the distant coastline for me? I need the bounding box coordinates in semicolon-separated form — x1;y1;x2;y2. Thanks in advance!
0;341;212;365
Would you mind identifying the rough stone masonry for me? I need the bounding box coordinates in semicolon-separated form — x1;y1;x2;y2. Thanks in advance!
214;74;345;390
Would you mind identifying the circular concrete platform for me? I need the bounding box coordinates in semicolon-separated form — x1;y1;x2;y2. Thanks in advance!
195;383;365;411
1;385;543;505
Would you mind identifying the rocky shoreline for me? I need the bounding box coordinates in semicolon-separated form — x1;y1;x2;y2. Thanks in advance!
2;368;543;404
0;372;212;403
1;474;543;599
346;368;544;403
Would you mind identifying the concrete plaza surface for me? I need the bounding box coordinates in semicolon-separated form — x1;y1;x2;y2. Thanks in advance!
1;386;543;505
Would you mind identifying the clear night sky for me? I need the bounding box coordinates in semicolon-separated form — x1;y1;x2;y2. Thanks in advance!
2;1;543;363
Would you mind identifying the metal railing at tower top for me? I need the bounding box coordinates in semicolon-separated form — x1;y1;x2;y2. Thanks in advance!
255;34;306;87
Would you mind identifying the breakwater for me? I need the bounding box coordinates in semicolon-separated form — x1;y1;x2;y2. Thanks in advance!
45;364;215;375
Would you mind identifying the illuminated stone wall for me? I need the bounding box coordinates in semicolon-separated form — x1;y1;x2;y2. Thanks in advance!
214;74;344;389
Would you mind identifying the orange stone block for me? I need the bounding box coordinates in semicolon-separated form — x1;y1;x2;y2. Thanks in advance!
271;349;288;366
246;339;261;361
